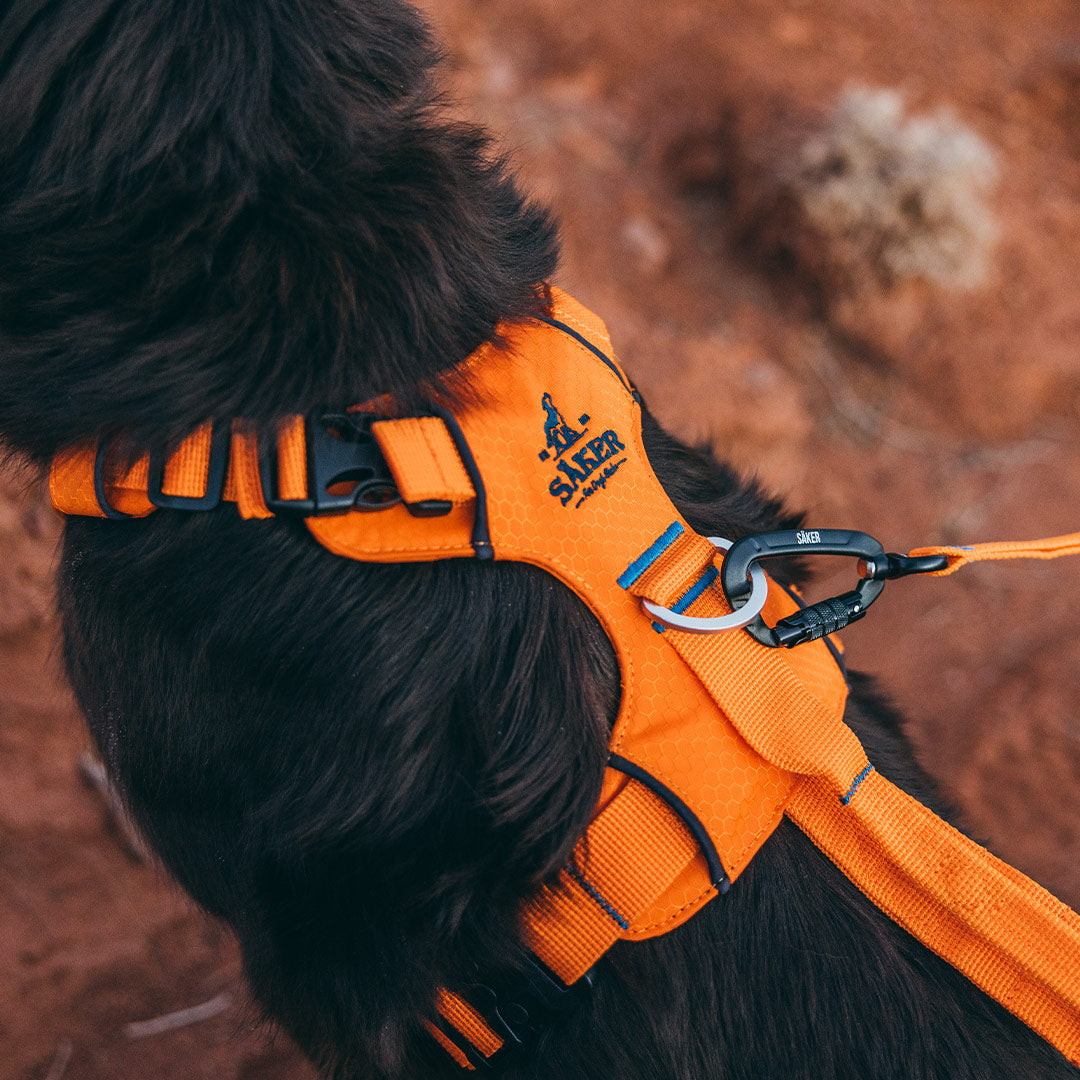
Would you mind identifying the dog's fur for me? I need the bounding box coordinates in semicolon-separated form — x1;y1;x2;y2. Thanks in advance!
0;2;1075;1078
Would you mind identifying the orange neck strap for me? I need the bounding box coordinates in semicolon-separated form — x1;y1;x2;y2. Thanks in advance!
50;288;1080;1071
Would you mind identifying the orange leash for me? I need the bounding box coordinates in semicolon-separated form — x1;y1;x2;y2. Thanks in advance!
910;533;1080;575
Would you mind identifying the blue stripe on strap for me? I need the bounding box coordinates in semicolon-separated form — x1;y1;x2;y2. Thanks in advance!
617;522;684;589
840;764;873;805
652;565;720;633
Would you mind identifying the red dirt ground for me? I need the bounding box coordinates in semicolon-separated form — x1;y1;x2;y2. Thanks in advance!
3;2;1079;1077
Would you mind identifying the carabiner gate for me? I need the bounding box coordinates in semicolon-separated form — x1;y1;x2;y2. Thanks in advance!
720;529;948;648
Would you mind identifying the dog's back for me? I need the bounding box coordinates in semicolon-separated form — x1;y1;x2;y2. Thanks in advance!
1;2;1076;1077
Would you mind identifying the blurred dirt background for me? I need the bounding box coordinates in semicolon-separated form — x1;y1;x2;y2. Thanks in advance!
3;1;1079;1077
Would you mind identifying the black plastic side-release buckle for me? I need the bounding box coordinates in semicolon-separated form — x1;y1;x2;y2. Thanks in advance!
720;529;948;648
258;412;396;515
258;411;453;518
432;957;595;1072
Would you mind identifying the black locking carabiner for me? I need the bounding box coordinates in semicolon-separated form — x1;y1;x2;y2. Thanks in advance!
720;529;949;648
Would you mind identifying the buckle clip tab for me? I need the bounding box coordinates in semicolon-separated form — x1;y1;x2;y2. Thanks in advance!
441;958;595;1072
259;412;455;517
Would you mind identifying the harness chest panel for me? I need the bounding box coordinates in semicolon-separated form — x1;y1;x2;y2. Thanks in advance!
307;291;846;948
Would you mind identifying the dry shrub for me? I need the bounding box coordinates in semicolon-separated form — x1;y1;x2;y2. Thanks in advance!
788;88;999;291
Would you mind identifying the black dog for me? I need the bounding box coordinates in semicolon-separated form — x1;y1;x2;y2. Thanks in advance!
0;2;1075;1077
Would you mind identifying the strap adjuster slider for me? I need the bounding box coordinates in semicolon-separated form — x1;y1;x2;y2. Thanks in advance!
147;421;230;511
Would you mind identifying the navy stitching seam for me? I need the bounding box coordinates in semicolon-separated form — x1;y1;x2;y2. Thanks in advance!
841;764;873;805
535;316;635;394
617;522;684;589
652;565;720;633
564;862;630;930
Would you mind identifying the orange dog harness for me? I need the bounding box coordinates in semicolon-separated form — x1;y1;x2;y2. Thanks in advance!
50;288;1080;1070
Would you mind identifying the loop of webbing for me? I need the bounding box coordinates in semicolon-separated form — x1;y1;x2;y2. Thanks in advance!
626;527;719;606
424;1019;477;1071
372;417;475;504
50;415;477;523
275;416;309;503
434;989;504;1068
672;623;867;795
632;533;770;634
624;529;863;796
223;423;273;519
51;443;118;518
50;420;313;520
50;441;155;518
160;421;215;498
909;532;1080;576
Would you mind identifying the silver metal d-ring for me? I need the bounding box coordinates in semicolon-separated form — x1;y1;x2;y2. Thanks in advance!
639;536;769;634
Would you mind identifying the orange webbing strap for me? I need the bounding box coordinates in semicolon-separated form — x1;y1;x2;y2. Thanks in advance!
788;773;1080;1062
49;415;476;522
625;530;857;791
50;422;301;521
162;421;214;496
372;418;475;504
521;776;702;984
430;989;505;1071
51;441;153;518
272;416;310;504
431;778;701;1069
424;1019;477;1071
633;531;1080;1065
223;424;273;519
909;532;1080;576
